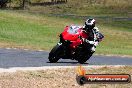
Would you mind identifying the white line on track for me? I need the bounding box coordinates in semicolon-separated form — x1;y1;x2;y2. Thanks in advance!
0;65;126;73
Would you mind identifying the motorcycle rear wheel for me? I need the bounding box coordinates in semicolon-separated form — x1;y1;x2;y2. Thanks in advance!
48;44;62;63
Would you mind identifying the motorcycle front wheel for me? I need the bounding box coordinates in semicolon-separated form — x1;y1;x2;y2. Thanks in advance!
48;44;62;63
77;52;93;64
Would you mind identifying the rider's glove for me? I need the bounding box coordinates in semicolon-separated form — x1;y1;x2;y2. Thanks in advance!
94;41;99;46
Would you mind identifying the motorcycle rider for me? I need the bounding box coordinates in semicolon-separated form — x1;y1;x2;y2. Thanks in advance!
82;18;104;52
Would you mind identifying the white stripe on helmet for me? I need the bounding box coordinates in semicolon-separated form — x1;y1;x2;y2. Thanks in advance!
86;19;95;25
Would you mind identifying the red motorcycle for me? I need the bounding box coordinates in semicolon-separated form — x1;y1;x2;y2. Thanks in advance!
48;25;94;64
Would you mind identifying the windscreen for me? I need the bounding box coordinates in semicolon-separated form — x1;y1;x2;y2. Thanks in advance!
67;25;81;34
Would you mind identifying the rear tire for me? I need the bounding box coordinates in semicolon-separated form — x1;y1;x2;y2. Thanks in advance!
48;44;62;63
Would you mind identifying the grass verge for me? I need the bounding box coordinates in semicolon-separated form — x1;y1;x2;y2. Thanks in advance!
0;66;132;88
28;0;132;17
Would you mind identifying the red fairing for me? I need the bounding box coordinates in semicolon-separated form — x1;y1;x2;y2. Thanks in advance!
61;25;89;48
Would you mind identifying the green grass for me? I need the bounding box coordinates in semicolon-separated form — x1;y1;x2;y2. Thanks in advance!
0;10;131;55
0;10;81;50
96;27;132;55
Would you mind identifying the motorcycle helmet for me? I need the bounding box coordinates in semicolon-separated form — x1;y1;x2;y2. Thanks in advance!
84;18;96;32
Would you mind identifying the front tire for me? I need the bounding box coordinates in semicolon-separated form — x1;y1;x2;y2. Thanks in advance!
48;44;62;63
78;52;93;64
78;56;89;64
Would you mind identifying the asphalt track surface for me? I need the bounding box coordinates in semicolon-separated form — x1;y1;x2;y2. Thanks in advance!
0;48;132;68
